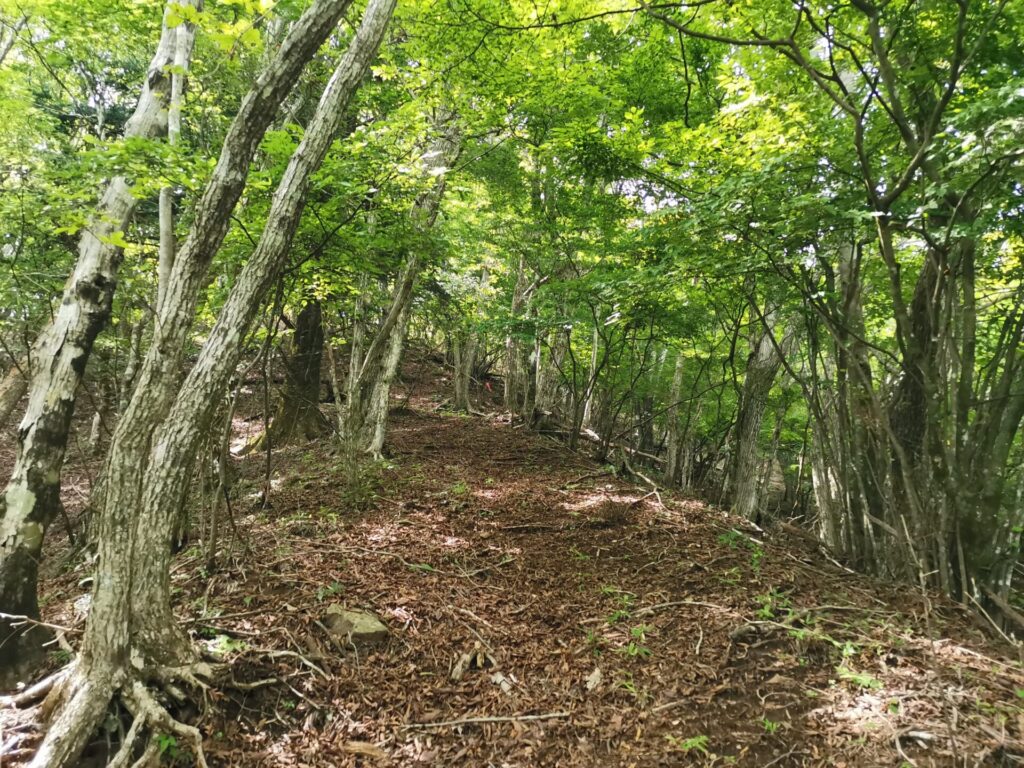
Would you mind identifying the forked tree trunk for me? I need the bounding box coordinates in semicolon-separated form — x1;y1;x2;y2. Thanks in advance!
27;1;387;765
341;114;460;462
0;0;199;688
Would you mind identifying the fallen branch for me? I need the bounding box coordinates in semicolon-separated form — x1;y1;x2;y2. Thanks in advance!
0;612;79;634
632;600;737;617
402;711;570;729
243;648;328;678
980;585;1024;637
0;668;68;709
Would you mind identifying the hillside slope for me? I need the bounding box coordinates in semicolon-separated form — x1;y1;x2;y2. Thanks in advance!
11;358;1024;767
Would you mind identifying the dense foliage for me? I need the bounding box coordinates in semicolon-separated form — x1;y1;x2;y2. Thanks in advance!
0;0;1022;761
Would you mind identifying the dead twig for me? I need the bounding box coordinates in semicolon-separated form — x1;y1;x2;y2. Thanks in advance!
632;600;737;617
0;612;78;634
402;711;570;730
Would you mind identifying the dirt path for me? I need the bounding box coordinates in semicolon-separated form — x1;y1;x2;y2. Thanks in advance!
24;367;1024;766
171;393;1017;767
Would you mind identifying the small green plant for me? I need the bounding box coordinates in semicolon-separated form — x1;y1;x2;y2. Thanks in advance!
718;567;741;586
408;562;437;573
281;698;297;711
450;480;469;496
315;581;344;602
583;628;605;655
837;664;883;690
156;733;179;758
606;608;631;624
718;529;766;572
569;546;591;561
613;672;649;702
617;624;653;659
750;544;764;573
616;675;638;695
754;588;792;619
717;529;743;548
761;718;781;734
318;505;340;523
665;734;709;755
210;634;249;655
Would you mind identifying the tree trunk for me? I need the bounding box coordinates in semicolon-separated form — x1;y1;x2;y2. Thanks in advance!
248;300;329;451
504;255;529;416
581;323;600;429
27;1;385;764
731;312;789;522
367;301;412;459
341;113;460;461
663;350;685;487
0;0;198;688
156;6;194;315
453;331;475;412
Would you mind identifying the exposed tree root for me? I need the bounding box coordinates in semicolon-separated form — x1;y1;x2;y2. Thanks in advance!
0;668;67;709
107;704;146;768
149;660;220;695
128;740;159;768
30;668;116;768
239;406;330;456
16;654;226;768
122;679;209;768
18;651;282;767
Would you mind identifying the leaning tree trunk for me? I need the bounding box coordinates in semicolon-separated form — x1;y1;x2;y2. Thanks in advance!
29;3;392;766
0;0;198;688
731;312;789;522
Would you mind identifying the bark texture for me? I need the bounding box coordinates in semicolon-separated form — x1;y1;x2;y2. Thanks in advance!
0;1;198;688
249;300;330;451
341;114;461;459
27;1;388;765
731;313;788;522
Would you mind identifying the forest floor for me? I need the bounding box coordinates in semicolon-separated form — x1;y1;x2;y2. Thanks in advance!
8;354;1024;766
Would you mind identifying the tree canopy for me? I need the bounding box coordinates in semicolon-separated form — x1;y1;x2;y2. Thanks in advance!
1;0;1023;764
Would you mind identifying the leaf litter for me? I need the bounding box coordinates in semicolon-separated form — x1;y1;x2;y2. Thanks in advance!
13;356;1024;766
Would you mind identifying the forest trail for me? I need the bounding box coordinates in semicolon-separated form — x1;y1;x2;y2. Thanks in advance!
23;357;1024;767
